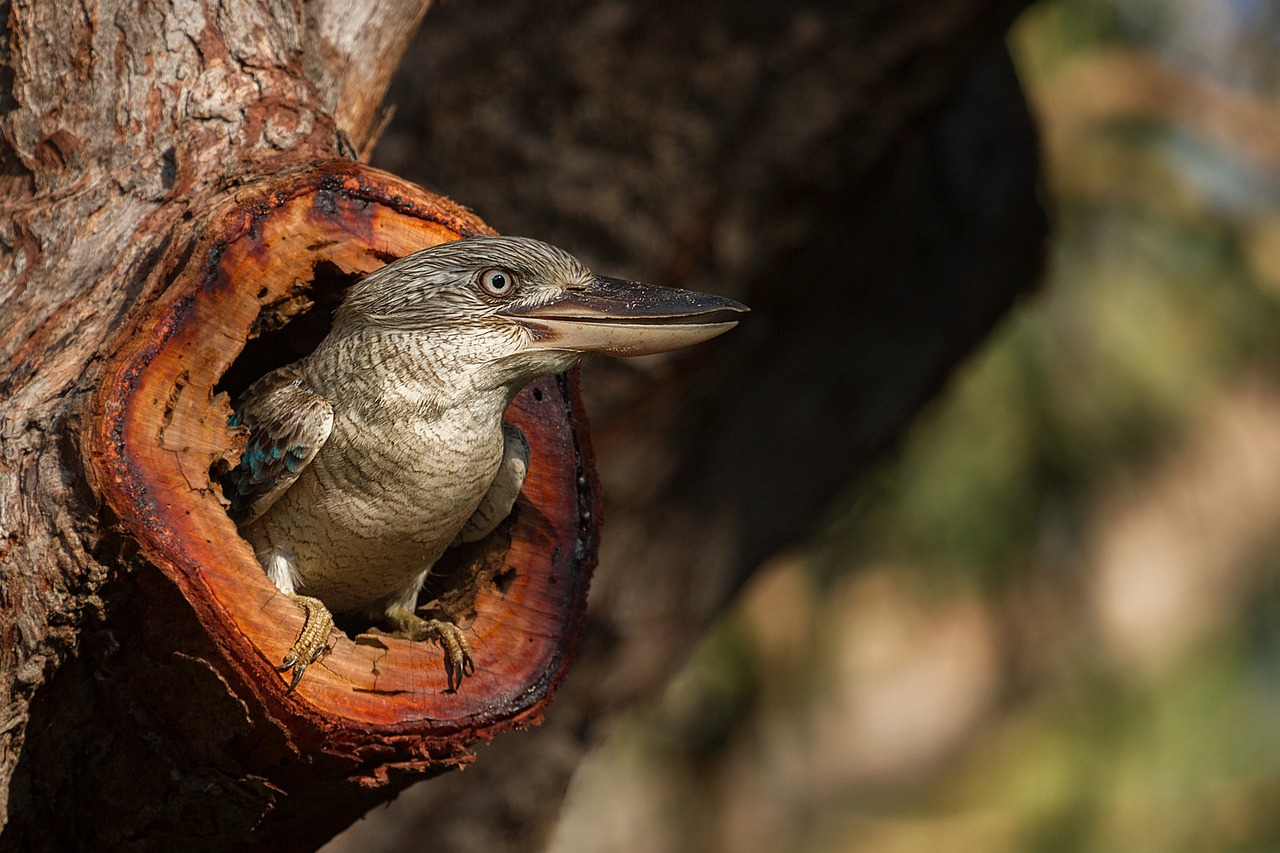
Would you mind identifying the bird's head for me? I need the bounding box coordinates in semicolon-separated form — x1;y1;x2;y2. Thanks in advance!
337;235;747;389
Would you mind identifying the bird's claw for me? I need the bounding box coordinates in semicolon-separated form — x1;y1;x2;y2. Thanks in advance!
425;619;475;691
278;594;335;691
387;609;475;691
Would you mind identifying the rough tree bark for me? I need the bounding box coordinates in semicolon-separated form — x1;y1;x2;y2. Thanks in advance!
1;0;1045;851
1;1;603;849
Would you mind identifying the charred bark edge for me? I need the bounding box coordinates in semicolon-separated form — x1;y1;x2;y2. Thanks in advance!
81;159;602;772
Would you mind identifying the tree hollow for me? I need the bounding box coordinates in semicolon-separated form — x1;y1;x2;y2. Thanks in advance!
85;160;600;763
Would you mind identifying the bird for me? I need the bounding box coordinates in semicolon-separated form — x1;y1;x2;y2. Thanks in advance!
221;235;747;690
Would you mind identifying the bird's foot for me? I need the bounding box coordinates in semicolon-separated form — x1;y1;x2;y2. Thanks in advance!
277;594;335;691
386;608;475;691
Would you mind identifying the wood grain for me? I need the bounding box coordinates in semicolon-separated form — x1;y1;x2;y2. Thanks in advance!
88;159;599;756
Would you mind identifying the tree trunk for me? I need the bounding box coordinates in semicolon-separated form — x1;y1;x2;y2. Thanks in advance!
1;0;1046;851
3;1;600;849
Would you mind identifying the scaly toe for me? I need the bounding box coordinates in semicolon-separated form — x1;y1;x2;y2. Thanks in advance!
385;609;476;689
426;619;474;691
278;594;335;690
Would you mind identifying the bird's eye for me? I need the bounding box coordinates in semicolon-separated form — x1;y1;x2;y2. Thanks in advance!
479;268;516;297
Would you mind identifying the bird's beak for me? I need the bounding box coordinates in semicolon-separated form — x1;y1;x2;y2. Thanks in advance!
508;275;749;357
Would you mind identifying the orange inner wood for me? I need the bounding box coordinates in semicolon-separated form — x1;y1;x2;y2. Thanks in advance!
97;164;595;733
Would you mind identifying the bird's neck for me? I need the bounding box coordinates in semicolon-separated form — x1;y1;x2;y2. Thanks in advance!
305;328;516;421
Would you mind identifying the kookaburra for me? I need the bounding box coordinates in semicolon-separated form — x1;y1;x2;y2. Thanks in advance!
223;236;746;689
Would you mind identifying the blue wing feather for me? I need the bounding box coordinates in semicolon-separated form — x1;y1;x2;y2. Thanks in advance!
221;365;334;525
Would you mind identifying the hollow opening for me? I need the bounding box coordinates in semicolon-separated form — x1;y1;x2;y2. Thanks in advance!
215;260;357;402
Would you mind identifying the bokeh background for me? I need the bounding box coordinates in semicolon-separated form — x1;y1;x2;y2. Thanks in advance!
332;1;1280;850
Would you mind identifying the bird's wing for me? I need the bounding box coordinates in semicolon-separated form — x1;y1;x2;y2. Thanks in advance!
222;365;334;525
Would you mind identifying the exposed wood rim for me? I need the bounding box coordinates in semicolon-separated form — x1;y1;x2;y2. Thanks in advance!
84;159;601;768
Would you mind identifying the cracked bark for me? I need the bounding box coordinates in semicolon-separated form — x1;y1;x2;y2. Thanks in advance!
0;1;559;850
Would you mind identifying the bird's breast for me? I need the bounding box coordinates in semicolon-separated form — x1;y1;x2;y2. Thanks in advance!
252;398;507;613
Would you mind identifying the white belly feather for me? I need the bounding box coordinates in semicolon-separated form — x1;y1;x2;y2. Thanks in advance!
245;398;505;616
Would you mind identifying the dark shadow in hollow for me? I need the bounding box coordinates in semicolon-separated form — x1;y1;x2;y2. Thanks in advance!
214;260;358;403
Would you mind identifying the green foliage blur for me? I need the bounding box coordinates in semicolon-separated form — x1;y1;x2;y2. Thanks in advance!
550;2;1280;851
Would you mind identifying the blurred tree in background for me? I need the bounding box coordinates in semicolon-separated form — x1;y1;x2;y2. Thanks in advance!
330;0;1280;851
541;2;1280;851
